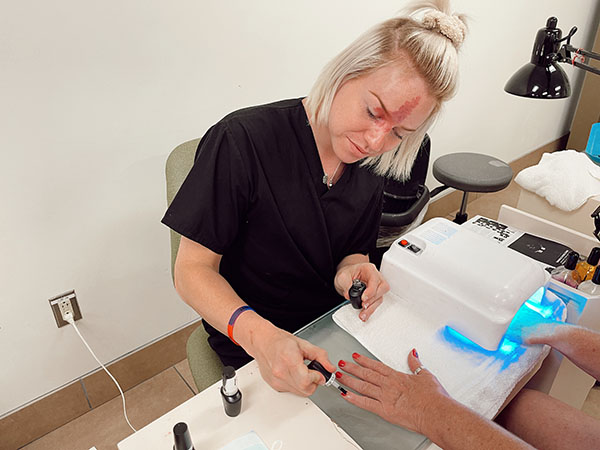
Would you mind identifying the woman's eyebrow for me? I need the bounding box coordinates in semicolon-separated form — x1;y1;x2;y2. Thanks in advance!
369;91;418;132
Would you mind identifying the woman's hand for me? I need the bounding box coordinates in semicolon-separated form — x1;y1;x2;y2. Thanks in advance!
335;257;390;321
241;321;336;396
337;350;450;434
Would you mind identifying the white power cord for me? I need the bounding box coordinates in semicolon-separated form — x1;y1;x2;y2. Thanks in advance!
64;312;137;433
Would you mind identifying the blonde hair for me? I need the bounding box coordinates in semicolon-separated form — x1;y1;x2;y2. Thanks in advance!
305;0;467;180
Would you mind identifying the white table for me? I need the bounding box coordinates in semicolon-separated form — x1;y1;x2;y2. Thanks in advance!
118;361;362;449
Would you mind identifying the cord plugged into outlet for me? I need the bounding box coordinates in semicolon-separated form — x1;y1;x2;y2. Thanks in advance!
49;290;137;433
49;290;82;328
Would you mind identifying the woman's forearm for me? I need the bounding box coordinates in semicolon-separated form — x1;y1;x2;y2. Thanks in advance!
174;257;274;354
424;397;534;450
541;325;600;380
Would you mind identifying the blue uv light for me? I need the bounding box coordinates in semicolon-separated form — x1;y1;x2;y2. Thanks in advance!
441;287;566;370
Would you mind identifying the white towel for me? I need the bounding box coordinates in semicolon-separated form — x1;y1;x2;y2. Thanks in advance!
333;290;565;419
515;150;600;211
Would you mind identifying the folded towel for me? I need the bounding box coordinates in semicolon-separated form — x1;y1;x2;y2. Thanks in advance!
333;290;566;419
515;150;600;211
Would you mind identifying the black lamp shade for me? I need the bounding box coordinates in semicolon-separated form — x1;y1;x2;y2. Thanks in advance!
504;16;571;99
504;61;571;98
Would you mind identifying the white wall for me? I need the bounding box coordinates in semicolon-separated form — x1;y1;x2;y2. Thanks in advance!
1;0;598;416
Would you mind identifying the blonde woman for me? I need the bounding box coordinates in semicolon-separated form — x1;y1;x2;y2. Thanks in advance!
163;0;467;395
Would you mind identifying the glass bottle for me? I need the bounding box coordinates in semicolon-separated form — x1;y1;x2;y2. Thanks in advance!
574;247;600;282
578;266;600;295
551;251;581;288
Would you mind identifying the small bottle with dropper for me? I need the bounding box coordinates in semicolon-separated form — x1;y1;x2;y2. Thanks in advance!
574;247;600;282
550;251;581;288
578;266;600;295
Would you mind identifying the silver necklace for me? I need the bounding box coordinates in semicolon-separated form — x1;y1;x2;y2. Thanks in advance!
323;160;342;189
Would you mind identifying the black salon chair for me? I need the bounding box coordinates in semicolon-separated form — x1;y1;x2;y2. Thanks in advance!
371;134;431;268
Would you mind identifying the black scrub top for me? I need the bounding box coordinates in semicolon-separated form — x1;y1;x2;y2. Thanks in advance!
162;98;384;366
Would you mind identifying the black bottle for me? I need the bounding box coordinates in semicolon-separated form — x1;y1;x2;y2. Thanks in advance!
221;366;242;417
349;279;366;309
173;422;194;450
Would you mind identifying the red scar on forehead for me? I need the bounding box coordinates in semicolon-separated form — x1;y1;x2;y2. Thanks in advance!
374;96;421;124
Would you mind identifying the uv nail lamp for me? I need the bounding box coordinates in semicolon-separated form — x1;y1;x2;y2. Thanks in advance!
380;218;549;351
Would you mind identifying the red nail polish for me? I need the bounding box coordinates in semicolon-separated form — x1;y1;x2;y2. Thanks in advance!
335;371;342;379
338;360;346;368
412;348;419;358
341;391;347;397
352;352;360;359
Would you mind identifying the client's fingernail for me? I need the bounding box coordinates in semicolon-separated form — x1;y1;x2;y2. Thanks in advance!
412;348;419;358
341;391;347;397
338;360;346;368
352;352;360;359
335;371;342;379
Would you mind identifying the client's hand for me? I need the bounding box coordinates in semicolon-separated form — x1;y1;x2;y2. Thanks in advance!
245;323;335;397
334;262;390;321
337;350;450;434
521;322;569;346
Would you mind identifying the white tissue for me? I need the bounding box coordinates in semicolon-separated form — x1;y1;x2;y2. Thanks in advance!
333;295;551;419
514;150;600;211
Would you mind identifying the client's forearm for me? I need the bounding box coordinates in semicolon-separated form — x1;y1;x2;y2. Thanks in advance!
423;397;534;450
542;325;600;380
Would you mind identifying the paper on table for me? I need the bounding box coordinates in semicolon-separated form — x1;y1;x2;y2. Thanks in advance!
333;290;564;419
218;431;270;450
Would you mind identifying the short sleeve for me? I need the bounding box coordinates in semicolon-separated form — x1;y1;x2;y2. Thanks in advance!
161;122;251;255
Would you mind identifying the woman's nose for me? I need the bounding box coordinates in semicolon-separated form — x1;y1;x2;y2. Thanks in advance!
365;126;388;153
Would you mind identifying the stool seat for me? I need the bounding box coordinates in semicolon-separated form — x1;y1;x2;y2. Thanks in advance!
433;153;513;193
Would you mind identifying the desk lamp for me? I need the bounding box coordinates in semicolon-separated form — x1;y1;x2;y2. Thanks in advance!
504;17;600;99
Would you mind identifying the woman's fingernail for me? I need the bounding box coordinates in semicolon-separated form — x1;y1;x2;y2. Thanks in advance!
341;391;347;397
335;371;342;379
338;360;346;368
352;352;360;359
412;348;419;358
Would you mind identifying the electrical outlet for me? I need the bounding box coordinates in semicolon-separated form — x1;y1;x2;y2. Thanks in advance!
49;290;83;328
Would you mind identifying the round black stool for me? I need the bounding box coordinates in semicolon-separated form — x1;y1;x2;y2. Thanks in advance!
432;152;513;224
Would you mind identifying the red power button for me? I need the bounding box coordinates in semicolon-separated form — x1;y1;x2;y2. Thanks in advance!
399;239;409;247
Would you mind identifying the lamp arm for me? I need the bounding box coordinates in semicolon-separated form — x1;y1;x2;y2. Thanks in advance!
557;43;600;76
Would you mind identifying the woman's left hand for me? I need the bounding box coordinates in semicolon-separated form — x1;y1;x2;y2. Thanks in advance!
334;257;390;321
337;350;450;435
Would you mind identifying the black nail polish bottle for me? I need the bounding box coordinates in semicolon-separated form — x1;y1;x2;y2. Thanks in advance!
349;279;366;309
173;422;194;450
221;366;242;417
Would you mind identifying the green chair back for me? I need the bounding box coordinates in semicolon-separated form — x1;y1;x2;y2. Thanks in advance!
165;138;223;391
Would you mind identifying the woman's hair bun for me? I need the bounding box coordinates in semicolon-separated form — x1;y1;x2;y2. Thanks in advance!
422;10;467;47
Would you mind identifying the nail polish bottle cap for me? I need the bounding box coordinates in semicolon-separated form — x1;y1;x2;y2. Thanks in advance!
587;247;600;265
173;422;193;450
565;251;579;270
